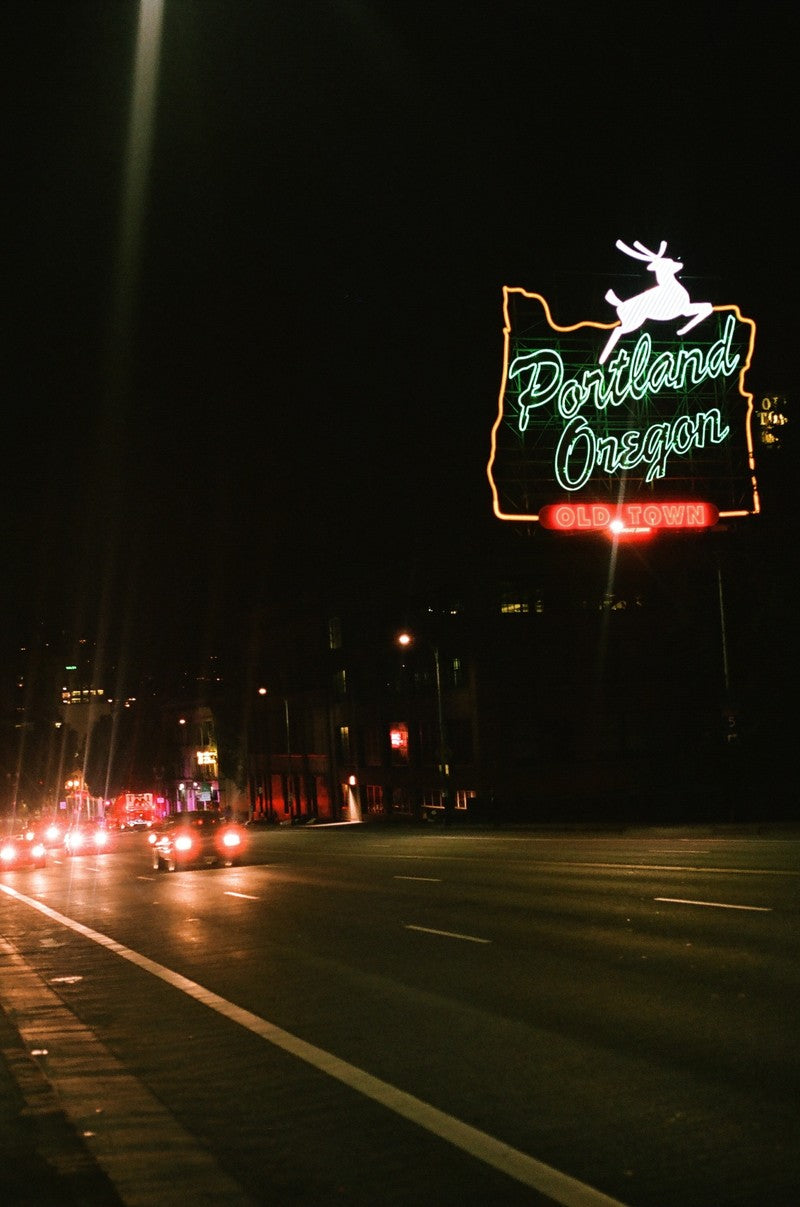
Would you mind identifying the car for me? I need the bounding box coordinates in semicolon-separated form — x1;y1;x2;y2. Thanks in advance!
64;821;114;856
0;830;47;869
151;810;247;871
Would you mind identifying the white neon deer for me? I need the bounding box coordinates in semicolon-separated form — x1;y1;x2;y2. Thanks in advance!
599;239;713;365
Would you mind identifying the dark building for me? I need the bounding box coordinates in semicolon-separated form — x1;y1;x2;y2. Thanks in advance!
234;516;782;827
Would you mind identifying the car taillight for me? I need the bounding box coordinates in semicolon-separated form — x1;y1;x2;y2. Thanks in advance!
222;829;242;848
175;835;193;852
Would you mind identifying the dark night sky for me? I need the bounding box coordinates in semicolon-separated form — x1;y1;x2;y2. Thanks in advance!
2;1;796;678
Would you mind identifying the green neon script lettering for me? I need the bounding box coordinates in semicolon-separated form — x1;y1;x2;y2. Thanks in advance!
510;313;740;429
554;409;730;491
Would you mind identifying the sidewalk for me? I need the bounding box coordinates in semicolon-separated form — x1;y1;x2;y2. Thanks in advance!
0;1002;124;1207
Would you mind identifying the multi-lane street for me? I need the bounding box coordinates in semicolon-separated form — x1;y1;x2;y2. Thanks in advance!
1;825;798;1206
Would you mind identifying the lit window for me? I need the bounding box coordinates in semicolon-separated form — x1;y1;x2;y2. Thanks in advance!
500;600;529;614
366;785;384;814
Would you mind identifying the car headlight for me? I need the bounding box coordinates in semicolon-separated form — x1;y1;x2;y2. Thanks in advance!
222;830;242;849
32;843;46;860
1;843;16;863
94;830;109;847
174;835;193;852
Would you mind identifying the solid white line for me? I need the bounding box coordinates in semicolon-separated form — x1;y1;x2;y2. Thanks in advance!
386;854;800;876
224;891;260;900
0;881;626;1206
654;897;772;912
393;875;442;882
566;862;795;876
404;924;491;944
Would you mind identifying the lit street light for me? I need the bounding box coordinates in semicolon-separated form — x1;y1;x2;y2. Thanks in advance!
257;687;293;819
397;631;451;822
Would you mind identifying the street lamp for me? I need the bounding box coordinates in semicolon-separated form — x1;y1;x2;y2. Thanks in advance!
396;632;451;820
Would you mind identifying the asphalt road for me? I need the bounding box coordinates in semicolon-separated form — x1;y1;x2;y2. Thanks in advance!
1;825;798;1206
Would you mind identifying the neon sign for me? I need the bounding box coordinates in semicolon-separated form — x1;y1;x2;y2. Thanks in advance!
539;501;718;533
487;240;760;533
599;239;713;364
390;723;409;763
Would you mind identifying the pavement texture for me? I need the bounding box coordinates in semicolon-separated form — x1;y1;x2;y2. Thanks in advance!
0;1001;124;1207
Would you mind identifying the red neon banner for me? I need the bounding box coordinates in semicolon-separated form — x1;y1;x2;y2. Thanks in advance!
539;501;719;532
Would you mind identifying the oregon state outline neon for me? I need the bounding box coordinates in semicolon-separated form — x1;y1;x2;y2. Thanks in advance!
487;240;760;530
